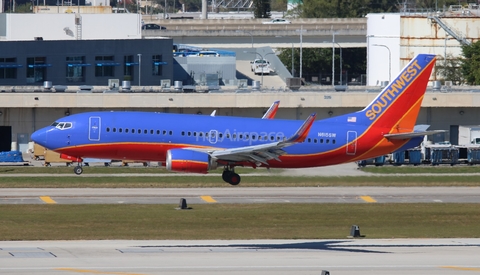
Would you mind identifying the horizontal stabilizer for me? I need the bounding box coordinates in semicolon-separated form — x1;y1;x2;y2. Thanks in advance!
384;130;446;140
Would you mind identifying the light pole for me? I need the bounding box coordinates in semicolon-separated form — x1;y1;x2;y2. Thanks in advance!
332;32;335;86
291;43;294;77
334;42;342;85
372;44;391;82
236;30;253;48
137;54;142;86
295;27;305;80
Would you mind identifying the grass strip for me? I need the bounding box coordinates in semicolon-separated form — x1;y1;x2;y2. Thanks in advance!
1;175;480;188
1;204;479;240
0;166;275;174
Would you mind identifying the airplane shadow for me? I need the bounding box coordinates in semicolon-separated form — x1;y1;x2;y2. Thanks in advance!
139;240;388;254
138;240;480;254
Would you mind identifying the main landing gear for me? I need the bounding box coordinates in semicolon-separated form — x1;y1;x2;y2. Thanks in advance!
222;167;241;186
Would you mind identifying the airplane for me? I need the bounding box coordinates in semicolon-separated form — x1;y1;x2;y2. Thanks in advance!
31;53;438;185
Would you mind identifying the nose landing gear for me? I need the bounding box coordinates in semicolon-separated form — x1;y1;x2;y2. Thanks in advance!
73;162;83;175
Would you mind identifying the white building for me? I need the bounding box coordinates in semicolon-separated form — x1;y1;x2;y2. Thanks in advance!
0;13;142;41
367;8;480;86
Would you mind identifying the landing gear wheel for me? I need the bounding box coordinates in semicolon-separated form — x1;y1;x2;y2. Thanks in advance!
228;173;241;186
74;165;83;175
222;170;232;182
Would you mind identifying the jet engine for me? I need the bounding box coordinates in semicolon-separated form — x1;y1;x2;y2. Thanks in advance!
166;149;217;173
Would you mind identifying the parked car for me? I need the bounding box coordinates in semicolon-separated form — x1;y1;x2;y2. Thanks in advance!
262;18;291;24
142;24;167;30
250;59;270;75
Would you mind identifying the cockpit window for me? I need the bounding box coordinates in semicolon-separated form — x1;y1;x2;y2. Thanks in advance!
51;122;59;127
54;122;73;130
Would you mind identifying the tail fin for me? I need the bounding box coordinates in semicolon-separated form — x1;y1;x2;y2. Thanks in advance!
361;54;436;132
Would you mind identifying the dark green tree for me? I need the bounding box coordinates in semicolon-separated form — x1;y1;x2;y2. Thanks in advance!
437;53;463;85
253;0;271;18
461;41;480;85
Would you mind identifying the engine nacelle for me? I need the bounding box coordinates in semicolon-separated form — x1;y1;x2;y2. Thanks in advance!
166;149;217;174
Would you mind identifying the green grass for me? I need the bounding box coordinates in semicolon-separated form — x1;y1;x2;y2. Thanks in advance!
0;166;272;175
1;204;479;240
1;175;480;188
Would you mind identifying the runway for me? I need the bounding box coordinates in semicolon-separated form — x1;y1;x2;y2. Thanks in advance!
1;239;479;275
2;187;480;204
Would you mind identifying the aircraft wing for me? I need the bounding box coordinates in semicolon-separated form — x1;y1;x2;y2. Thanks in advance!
384;130;445;140
195;113;316;166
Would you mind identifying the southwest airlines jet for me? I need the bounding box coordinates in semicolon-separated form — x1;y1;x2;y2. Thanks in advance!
31;54;437;185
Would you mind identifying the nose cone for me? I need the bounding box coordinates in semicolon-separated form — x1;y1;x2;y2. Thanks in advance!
31;128;48;148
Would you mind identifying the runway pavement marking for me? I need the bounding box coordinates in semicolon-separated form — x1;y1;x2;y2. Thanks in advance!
56;267;147;275
200;196;217;203
360;196;377;203
39;196;56;204
442;266;480;271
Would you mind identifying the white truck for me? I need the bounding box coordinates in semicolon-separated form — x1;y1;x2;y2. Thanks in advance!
458;125;480;145
250;59;270;75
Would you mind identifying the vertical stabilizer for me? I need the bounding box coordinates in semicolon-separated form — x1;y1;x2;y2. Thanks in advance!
361;54;436;132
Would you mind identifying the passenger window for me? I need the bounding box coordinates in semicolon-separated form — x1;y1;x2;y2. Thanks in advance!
270;136;274;141
106;127;110;132
199;132;203;137
144;129;147;134
326;139;330;144
150;130;154;134
181;131;185;136
163;130;167;135
169;131;173;135
314;139;317;143
332;139;336;144
156;130;160;135
307;138;311;143
239;134;243;139
251;135;256;140
113;128;116;133
219;133;223;138
119;128;123;133
137;129;141;134
320;139;324;143
188;132;191;136
125;129;129;133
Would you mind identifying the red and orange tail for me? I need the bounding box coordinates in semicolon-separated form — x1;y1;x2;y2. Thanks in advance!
360;54;436;133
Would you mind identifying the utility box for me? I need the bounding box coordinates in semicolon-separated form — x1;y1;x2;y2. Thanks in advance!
286;77;301;90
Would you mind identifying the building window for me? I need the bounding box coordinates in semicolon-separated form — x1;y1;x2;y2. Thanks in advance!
0;57;19;79
26;57;49;84
152;55;164;76
66;56;87;83
124;55;135;81
95;56;116;77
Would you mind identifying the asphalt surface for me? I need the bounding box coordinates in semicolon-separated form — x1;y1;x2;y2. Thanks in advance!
1;239;479;275
2;186;480;205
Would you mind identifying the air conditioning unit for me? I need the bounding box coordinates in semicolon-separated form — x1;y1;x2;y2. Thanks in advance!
237;79;248;89
445;80;453;87
108;79;120;89
160;79;171;88
286;77;302;90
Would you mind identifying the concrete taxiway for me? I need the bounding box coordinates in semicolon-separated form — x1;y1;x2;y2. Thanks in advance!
0;239;479;275
2;187;480;205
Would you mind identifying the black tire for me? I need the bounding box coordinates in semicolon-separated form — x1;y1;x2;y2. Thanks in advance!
222;170;231;183
73;166;83;175
228;173;241;186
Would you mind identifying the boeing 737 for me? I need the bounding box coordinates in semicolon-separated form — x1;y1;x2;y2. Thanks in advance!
31;54;438;185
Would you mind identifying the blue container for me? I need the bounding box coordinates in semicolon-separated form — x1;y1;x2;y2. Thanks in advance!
408;149;422;165
0;151;24;162
392;151;405;165
374;155;386;166
468;148;480;164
